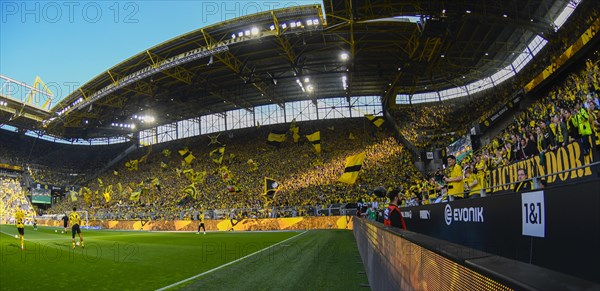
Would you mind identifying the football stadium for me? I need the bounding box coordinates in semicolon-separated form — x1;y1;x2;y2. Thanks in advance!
1;0;600;290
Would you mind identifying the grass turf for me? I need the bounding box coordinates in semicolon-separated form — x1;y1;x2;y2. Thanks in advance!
0;225;368;290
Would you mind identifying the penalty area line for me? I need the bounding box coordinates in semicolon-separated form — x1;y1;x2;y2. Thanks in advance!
155;230;308;291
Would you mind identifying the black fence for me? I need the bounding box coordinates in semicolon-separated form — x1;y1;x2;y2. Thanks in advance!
398;179;600;283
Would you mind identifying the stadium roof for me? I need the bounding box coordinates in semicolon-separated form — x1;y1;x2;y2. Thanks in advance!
3;0;572;139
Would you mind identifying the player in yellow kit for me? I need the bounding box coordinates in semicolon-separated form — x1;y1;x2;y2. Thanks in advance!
197;211;206;235
69;207;84;249
15;206;25;250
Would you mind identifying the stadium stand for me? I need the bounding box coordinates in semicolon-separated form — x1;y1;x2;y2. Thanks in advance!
1;0;599;289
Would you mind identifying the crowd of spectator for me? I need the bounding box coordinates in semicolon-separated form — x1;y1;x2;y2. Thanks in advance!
0;177;36;224
55;53;594;214
0;130;130;186
397;56;599;206
391;3;599;152
46;118;424;220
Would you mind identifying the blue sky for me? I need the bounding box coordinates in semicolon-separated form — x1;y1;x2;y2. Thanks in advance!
1;1;320;107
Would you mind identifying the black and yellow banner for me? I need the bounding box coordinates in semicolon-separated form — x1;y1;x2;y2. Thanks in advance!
183;183;197;199
0;163;23;171
365;114;384;128
178;148;196;164
339;152;366;184
267;131;287;146
305;131;321;154
488;140;598;193
209;147;225;164
264;177;280;198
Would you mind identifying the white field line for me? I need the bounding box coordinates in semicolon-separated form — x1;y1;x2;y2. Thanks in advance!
0;230;146;241
155;230;308;291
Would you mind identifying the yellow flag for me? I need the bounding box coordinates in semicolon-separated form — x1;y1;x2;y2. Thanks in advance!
193;171;206;184
70;191;78;202
305;131;321;154
129;191;141;202
290;126;300;143
178;148;196;164
126;159;139;171
183;169;194;182
338;152;366;184
365;114;384;127
183;183;197;199
103;185;112;203
210;147;225;164
267;131;287;146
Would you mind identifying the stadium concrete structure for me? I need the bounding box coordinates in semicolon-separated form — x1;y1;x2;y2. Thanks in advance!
1;0;581;140
1;1;600;290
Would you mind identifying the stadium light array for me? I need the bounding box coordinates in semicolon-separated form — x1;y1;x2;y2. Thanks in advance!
0;101;7;106
132;115;155;123
295;78;306;92
110;122;135;129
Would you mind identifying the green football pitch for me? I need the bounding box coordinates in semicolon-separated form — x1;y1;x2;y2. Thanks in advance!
0;225;369;290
